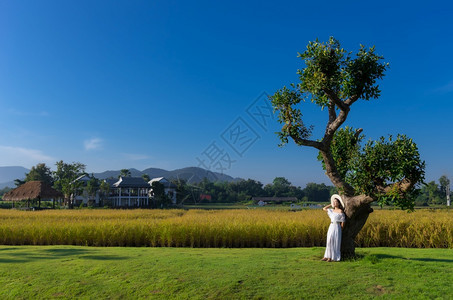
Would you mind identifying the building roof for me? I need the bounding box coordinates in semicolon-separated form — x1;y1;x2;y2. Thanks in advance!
149;177;177;188
2;181;64;201
74;175;91;182
104;178;118;187
112;177;150;188
71;175;92;185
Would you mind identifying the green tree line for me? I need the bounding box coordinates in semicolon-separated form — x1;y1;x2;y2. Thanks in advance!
3;162;450;207
175;177;337;204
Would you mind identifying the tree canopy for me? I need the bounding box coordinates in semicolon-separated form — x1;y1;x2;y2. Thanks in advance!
120;169;131;178
25;163;53;185
270;37;425;210
53;161;86;200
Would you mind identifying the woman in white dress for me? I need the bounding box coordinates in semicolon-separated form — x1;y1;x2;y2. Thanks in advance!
322;194;346;262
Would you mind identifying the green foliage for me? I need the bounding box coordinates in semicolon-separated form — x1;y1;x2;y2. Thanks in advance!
438;175;450;194
53;161;86;199
142;174;150;182
151;181;172;207
317;126;363;179
354;135;425;209
0;187;12;197
85;175;99;197
270;37;426;212
191;177;310;203
119;169;131;178
270;85;313;146
270;37;388;146
416;181;446;205
318;128;425;209
298;37;388;104
303;182;336;202
14;179;25;187
25;163;53;184
99;180;110;197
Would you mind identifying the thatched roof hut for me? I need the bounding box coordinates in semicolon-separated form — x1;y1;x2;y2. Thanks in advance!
2;181;63;201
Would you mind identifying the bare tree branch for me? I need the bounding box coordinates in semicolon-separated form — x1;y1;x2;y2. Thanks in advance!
375;178;414;196
327;100;336;125
319;150;355;196
354;128;363;139
344;95;359;106
288;132;323;150
322;110;350;146
323;88;348;111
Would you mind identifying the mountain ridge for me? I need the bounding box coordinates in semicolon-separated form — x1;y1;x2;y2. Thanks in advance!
92;166;240;184
0;166;241;188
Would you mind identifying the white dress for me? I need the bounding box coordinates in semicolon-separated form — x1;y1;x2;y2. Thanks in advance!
324;209;345;261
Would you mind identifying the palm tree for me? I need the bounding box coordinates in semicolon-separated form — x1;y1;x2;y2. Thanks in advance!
119;169;131;178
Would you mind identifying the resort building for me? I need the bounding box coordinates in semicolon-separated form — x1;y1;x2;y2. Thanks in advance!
71;175;100;206
69;175;178;208
148;177;178;204
108;176;151;207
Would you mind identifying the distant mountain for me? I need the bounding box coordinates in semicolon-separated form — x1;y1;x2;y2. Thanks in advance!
93;166;241;184
0;166;240;188
92;168;144;179
0;181;16;189
164;167;240;183
0;166;29;188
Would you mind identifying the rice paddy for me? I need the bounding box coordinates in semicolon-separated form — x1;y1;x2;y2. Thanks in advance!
0;209;451;248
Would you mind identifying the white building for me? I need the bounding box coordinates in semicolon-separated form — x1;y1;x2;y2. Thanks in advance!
72;175;178;208
148;177;177;204
107;177;151;207
71;175;100;206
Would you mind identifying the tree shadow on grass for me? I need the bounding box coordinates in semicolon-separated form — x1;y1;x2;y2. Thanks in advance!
0;258;29;263
343;253;453;264
0;247;130;263
42;248;92;256
81;255;129;260
0;247;20;251
374;254;453;263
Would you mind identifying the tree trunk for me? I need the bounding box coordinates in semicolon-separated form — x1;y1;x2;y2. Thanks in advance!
341;195;374;258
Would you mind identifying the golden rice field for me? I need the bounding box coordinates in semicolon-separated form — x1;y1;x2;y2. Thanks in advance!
0;209;451;248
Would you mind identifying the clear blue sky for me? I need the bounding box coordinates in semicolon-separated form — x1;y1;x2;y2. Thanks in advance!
0;0;452;187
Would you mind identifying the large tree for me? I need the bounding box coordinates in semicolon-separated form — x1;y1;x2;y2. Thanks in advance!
53;161;86;207
270;37;425;257
25;163;54;185
120;169;131;178
439;175;450;196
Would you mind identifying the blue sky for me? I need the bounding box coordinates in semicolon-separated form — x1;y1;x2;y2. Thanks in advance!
0;0;452;187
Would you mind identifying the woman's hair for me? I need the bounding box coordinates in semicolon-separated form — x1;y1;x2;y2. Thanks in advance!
334;199;344;211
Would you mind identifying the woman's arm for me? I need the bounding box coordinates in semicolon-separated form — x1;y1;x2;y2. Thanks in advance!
341;222;344;229
322;204;331;211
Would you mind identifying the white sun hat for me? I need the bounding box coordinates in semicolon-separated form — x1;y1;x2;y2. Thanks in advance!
330;194;345;209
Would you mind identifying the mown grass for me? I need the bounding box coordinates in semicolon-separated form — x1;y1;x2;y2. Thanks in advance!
0;246;451;299
0;209;451;248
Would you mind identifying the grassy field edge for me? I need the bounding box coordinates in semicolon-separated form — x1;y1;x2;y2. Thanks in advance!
0;246;451;299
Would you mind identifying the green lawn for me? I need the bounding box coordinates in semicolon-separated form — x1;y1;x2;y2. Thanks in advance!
0;246;451;299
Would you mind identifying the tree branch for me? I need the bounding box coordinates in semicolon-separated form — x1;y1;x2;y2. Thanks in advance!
327;100;336;125
322;110;350;145
376;178;414;195
288;132;323;150
324;100;337;139
319;150;355;196
323;88;348;111
343;194;375;211
344;94;359;106
354;128;363;139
